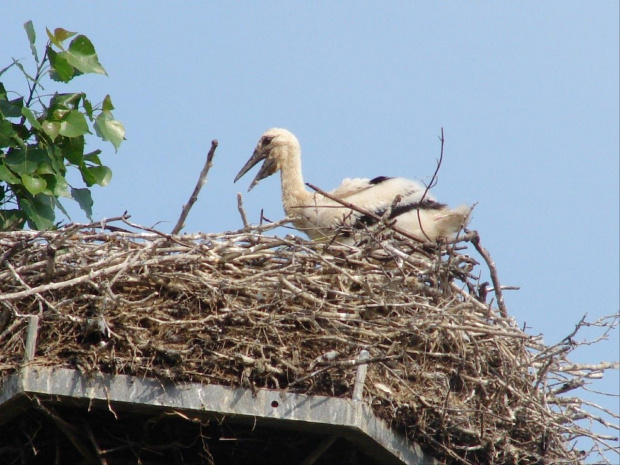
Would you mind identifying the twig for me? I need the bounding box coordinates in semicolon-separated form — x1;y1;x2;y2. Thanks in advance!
82;419;109;465
33;398;102;464
301;436;338;465
470;231;508;318
0;229;46;266
353;350;370;402
0;255;151;301
417;127;445;241
237;193;249;229
4;261;59;313
315;353;404;368
65;214;131;231
171;139;218;235
422;128;445;198
23;315;39;363
18;47;50;127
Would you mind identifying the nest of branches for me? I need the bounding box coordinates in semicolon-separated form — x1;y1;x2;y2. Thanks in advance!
0;217;617;465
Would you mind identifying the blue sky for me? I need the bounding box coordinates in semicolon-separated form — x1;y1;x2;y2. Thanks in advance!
3;2;619;459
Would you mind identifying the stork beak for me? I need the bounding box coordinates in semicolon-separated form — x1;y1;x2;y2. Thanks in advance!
234;149;277;191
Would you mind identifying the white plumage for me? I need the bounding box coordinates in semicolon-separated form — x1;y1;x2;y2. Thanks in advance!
235;128;470;243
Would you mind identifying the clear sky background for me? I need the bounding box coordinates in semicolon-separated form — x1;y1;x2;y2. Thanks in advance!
3;2;619;460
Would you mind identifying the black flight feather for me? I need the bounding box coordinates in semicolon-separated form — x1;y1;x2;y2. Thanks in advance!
353;198;447;229
369;176;392;185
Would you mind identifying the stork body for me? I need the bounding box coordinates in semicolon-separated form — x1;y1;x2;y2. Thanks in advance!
235;128;470;243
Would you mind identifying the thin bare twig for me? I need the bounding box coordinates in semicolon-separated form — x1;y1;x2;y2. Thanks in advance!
417;127;446;241
171;139;218;235
237;193;249;229
33;398;103;464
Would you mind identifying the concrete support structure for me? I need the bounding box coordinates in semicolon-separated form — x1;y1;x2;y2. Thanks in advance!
0;367;434;465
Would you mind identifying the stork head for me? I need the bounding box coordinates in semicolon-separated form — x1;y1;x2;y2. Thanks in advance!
234;128;300;191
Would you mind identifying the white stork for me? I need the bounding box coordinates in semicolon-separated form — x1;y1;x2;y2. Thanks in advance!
234;128;471;243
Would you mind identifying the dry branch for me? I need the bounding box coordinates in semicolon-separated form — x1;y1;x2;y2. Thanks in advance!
416;127;446;241
171;139;219;235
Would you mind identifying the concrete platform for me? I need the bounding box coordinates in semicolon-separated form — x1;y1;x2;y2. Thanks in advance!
0;367;435;465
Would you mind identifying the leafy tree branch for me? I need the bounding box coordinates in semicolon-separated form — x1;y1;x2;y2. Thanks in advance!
0;21;124;230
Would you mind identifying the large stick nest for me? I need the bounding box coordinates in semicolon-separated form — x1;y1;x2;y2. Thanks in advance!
0;218;617;464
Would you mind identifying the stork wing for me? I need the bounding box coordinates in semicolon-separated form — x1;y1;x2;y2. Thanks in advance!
328;178;374;199
336;177;431;220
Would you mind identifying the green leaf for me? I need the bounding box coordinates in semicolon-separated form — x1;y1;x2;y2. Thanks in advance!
46;27;77;49
83;149;102;165
48;47;74;82
59;110;89;137
50;92;82;111
0;62;17;78
53;108;70;120
46;174;70;197
36;162;56;176
83;97;94;119
0;97;24;118
46;28;60;48
24;20;38;62
21;107;43;131
52;197;71;219
0;163;21;184
54;28;77;43
4;148;47;174
21;173;47;195
20;194;55;230
47;146;67;175
9;129;26;149
0;120;15;147
86;166;112;186
41;120;61;141
59;35;107;76
79;163;96;186
94;112;125;151
59;134;85;164
71;187;93;220
102;94;114;112
0;209;26;231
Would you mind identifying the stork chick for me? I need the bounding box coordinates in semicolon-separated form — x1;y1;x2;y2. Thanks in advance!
235;128;470;243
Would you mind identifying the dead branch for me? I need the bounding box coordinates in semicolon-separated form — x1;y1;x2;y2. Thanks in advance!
237;193;250;229
171;139;218;235
469;231;508;318
417;127;446;241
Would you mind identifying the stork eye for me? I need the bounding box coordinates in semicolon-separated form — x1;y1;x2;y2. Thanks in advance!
261;136;273;147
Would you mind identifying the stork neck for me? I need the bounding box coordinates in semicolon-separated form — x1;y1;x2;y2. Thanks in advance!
278;146;312;212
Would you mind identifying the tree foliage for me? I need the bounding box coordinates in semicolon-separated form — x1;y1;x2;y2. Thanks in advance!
0;21;124;230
